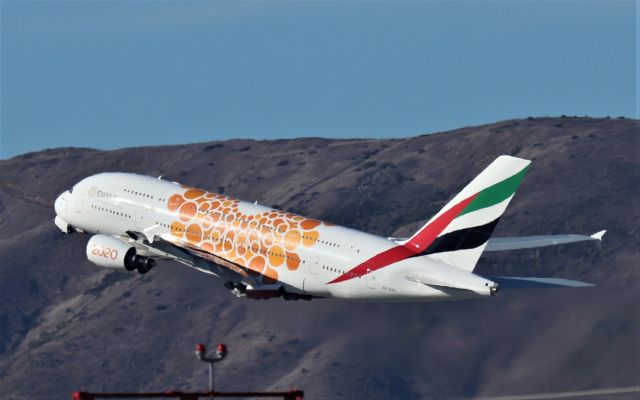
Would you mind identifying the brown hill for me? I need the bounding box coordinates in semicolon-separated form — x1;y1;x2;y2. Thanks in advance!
0;116;638;399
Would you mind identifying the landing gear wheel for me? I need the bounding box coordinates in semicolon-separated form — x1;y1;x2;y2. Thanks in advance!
283;292;298;301
135;258;156;274
123;250;137;271
137;264;152;274
124;249;155;274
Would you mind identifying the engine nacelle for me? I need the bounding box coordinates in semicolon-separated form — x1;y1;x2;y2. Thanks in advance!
86;234;135;269
86;234;155;273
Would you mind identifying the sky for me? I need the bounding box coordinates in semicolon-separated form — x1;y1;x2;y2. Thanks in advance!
1;0;637;159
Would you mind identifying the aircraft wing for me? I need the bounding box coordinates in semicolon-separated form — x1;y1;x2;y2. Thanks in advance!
484;230;605;251
123;230;254;281
123;230;303;299
125;230;192;263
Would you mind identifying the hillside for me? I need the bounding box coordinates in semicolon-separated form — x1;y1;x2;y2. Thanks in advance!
0;117;638;399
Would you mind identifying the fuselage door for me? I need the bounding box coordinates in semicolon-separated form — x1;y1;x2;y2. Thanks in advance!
346;239;358;254
134;208;147;229
365;269;376;289
75;191;87;214
75;198;84;214
310;259;319;275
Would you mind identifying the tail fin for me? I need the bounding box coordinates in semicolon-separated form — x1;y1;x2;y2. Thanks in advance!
401;155;530;271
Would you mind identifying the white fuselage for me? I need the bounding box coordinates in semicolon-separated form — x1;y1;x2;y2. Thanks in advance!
54;173;495;302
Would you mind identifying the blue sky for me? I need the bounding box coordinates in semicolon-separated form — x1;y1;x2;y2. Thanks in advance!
1;1;636;159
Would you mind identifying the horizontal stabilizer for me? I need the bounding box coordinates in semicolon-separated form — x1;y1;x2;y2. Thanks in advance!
405;261;498;295
405;273;463;291
484;276;594;289
485;230;606;251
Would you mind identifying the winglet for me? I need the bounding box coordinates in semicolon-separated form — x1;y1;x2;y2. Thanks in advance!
590;230;606;241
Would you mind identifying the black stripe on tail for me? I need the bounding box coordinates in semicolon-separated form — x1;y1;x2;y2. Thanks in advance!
420;218;500;255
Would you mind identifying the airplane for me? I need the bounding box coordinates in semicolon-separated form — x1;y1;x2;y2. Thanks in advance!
54;155;605;302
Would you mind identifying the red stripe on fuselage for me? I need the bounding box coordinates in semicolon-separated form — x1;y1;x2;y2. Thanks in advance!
328;193;478;285
328;245;414;284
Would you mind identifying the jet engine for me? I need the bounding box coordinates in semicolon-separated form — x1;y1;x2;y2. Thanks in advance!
86;234;155;274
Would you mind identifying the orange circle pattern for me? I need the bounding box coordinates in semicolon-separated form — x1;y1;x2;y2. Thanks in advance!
167;188;322;283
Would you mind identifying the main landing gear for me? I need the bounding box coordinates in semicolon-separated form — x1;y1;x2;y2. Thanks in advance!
224;282;313;301
124;250;156;275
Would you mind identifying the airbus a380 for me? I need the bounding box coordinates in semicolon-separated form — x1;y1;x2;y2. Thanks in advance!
54;155;604;302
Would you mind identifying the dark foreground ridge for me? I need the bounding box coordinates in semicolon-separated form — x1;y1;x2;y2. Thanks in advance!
0;117;638;399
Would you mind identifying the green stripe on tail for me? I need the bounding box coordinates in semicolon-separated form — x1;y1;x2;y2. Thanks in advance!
459;165;529;217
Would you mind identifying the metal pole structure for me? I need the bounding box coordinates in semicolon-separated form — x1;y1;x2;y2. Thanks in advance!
195;343;227;393
71;342;305;399
208;363;213;392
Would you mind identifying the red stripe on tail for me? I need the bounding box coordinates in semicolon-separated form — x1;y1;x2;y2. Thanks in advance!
405;193;477;253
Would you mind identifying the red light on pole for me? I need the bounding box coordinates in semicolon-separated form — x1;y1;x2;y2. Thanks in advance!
195;342;227;392
216;344;227;357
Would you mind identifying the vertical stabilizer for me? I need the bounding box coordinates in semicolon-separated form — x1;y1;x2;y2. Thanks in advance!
401;155;530;271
